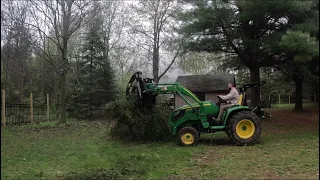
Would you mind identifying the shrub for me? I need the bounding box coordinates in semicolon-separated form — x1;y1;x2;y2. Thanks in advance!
105;95;173;142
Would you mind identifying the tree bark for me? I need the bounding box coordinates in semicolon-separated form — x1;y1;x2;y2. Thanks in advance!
153;31;159;83
152;1;160;83
90;48;93;117
58;0;72;123
59;73;67;123
249;67;260;107
315;79;319;103
294;77;303;111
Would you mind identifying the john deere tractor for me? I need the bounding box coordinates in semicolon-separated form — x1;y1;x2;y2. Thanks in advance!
126;72;263;146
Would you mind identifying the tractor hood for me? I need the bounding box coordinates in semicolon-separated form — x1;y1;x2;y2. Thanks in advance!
175;101;213;111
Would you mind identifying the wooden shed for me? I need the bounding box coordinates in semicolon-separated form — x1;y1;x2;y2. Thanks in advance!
174;74;236;109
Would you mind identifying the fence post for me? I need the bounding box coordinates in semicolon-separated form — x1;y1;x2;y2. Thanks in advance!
30;93;34;123
278;94;281;104
2;89;6;127
47;93;49;121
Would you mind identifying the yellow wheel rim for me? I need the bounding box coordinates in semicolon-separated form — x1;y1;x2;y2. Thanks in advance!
236;119;255;139
181;133;194;145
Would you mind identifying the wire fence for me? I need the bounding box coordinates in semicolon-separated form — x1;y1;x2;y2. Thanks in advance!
1;90;60;126
4;103;59;125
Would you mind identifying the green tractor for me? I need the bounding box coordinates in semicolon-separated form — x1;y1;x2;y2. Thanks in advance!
126;72;263;146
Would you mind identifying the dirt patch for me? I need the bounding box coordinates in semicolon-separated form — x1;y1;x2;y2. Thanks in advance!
265;105;319;132
262;171;282;179
191;149;224;167
166;175;200;180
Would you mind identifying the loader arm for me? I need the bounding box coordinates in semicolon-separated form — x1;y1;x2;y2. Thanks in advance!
125;72;204;114
144;83;204;115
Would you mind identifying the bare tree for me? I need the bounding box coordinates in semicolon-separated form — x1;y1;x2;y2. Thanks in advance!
179;52;226;75
1;1;33;102
27;0;93;123
98;1;151;93
112;45;151;93
129;0;184;83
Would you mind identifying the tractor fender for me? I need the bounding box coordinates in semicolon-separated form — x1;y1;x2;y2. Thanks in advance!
171;115;206;135
223;106;251;125
174;120;203;136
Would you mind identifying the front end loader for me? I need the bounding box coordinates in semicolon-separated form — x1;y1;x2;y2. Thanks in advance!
126;72;262;146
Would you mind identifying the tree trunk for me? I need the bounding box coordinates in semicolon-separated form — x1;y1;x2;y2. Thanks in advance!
59;73;67;123
249;67;260;107
294;77;303;111
315;79;319;103
59;40;68;124
152;6;159;83
90;50;93;117
153;38;159;83
59;0;71;123
53;72;58;106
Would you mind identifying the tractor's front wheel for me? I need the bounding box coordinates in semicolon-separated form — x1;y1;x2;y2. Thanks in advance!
227;111;262;146
177;127;199;146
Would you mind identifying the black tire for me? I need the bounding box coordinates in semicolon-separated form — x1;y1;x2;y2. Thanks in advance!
227;111;262;146
177;126;199;146
225;129;232;139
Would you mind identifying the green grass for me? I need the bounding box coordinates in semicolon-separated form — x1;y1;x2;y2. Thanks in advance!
1;105;319;180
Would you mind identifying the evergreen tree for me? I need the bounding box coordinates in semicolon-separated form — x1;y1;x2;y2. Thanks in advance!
274;31;318;111
270;0;319;110
69;4;116;119
178;0;317;107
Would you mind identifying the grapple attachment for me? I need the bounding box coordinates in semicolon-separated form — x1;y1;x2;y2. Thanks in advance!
126;72;156;108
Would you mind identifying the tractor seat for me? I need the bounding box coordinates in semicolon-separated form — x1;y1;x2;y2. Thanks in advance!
231;94;244;108
237;94;244;105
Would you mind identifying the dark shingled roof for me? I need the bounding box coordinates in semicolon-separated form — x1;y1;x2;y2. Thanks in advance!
175;74;235;93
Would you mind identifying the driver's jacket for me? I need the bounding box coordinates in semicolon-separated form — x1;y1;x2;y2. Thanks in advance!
220;88;240;105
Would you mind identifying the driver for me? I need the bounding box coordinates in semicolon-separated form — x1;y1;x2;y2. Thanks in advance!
215;82;239;123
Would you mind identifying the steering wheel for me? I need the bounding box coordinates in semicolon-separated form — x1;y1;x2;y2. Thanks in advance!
217;95;228;104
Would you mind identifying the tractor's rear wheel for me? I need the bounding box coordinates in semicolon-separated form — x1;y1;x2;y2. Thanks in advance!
177;127;199;146
227;111;262;146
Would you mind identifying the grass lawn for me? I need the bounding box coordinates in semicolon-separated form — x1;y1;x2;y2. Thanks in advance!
1;103;319;180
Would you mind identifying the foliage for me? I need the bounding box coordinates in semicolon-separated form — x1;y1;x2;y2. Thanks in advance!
1;0;318;122
279;31;319;62
177;0;318;107
271;3;319;110
178;52;226;75
68;6;116;120
1;4;33;103
105;96;173;142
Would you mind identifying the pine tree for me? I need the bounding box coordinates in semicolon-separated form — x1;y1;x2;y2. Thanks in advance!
178;0;318;107
69;4;116;119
